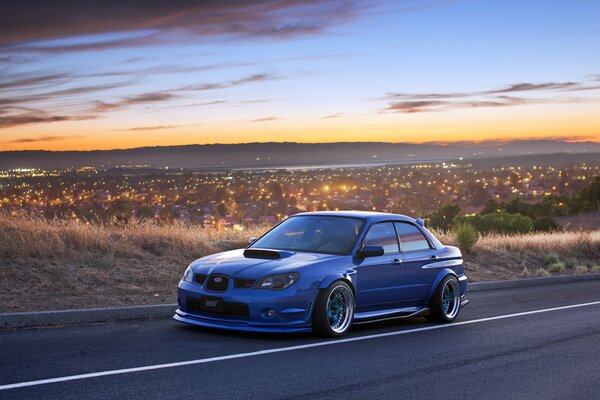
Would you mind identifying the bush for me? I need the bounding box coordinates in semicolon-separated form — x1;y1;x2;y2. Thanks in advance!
564;257;578;269
591;265;600;273
533;216;560;232
452;222;479;254
548;262;565;273
534;268;550;277
574;265;589;274
522;267;531;277
541;252;560;265
455;212;533;235
427;204;461;231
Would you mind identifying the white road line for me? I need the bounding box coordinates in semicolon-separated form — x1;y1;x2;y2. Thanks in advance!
2;300;600;391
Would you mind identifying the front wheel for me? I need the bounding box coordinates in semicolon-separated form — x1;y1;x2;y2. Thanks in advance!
428;275;461;322
312;281;354;337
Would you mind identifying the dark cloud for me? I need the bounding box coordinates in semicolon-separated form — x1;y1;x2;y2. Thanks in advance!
4;135;84;144
0;0;370;52
123;92;174;104
3;34;160;54
384;79;600;113
0;72;70;90
482;82;578;94
385;97;530;113
386;100;449;113
89;92;174;113
0;81;135;107
387;81;583;100
0;111;94;128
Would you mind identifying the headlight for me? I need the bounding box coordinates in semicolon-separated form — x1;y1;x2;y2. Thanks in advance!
182;265;194;282
254;272;300;290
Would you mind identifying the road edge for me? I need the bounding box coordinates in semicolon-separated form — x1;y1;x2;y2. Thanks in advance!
2;273;599;330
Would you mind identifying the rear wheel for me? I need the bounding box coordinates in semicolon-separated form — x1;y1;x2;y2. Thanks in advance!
428;275;461;322
312;281;354;337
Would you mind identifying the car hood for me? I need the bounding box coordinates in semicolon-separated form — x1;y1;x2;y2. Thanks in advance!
189;248;337;278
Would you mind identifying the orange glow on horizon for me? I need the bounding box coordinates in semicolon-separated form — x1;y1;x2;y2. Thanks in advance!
3;102;600;151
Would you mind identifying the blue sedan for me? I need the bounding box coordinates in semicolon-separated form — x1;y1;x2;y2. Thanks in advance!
174;211;469;337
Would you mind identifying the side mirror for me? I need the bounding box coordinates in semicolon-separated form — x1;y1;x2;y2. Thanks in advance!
359;245;385;258
248;237;257;245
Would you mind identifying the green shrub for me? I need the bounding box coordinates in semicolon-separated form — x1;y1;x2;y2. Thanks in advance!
574;265;589;274
455;212;533;234
522;267;531;277
452;222;479;254
548;262;565;273
541;252;560;265
427;204;461;231
534;268;550;277
564;257;578;269
533;216;560;232
591;265;600;273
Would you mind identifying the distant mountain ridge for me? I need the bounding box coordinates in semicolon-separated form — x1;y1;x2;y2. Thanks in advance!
1;140;599;170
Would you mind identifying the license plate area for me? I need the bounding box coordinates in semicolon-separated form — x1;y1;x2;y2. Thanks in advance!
190;296;224;314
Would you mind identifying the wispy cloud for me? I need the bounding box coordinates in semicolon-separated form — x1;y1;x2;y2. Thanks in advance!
321;112;345;119
0;81;135;107
114;125;180;132
0;72;70;90
386;81;583;100
248;116;280;122
181;73;282;92
384;78;600;113
3;135;83;144
0;1;373;53
0;111;94;128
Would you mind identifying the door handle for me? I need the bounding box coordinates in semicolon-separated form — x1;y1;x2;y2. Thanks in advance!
392;258;402;264
430;255;438;260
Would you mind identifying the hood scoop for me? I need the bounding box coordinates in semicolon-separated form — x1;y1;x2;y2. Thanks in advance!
243;248;294;259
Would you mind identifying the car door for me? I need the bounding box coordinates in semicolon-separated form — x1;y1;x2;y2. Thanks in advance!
355;222;404;312
395;221;440;306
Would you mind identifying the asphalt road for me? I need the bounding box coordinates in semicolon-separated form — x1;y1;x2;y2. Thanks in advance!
1;280;599;400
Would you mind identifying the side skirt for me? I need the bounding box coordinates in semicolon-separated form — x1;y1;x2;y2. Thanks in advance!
353;306;430;325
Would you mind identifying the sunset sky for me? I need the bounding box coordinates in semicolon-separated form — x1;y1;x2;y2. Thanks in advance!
1;0;599;151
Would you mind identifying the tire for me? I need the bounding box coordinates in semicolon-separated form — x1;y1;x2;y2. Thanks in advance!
427;275;461;322
312;281;355;337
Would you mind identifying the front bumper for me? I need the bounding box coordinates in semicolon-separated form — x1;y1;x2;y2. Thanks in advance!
174;309;312;333
175;280;316;333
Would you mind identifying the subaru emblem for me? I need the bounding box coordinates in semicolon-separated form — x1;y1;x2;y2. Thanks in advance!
214;277;223;283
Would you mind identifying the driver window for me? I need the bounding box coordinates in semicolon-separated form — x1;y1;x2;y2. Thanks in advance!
363;222;399;254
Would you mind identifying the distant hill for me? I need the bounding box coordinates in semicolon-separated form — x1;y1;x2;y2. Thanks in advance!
463;152;600;168
0;140;599;170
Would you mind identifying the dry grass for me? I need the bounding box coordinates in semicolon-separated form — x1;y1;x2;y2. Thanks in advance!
1;214;599;312
0;214;266;260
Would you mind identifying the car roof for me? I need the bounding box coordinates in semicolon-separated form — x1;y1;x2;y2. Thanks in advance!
294;210;417;223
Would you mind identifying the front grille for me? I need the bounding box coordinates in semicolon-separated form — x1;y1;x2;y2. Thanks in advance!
206;275;229;291
187;298;249;317
234;278;255;289
194;274;207;285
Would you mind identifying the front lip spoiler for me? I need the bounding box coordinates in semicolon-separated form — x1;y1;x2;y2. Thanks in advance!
173;309;312;333
460;299;470;308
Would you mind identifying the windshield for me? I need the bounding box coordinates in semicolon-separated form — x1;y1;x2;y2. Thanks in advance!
250;215;364;255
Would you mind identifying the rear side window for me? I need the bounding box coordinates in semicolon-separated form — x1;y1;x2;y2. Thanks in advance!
395;222;431;252
363;222;400;254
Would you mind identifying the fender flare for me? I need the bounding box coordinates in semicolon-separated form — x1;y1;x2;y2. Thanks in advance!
318;271;357;293
425;268;458;304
